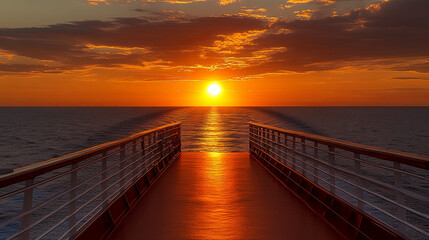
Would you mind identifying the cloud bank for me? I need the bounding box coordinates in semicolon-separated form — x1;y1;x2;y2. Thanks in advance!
0;0;428;78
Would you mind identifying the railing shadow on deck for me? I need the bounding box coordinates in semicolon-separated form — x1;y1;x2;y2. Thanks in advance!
0;123;182;240
249;122;429;240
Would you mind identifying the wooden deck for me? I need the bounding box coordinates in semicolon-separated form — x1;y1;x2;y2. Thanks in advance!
108;152;344;240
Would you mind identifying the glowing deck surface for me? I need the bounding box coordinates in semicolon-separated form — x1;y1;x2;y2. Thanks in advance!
108;152;344;240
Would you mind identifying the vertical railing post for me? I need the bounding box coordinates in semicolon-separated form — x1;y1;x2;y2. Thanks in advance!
132;140;137;179
354;153;364;210
292;136;296;170
270;129;273;153
119;144;125;190
101;152;108;208
140;136;146;175
68;163;78;237
20;178;34;240
394;162;406;234
328;146;336;194
279;132;287;164
313;142;319;184
178;124;182;151
159;129;165;160
147;134;152;167
275;131;280;158
301;138;307;176
248;124;252;151
284;134;290;166
152;133;156;165
261;127;264;145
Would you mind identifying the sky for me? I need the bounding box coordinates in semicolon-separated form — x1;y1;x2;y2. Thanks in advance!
0;0;428;106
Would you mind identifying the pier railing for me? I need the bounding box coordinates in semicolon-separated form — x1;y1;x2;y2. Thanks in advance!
0;122;181;240
249;122;429;240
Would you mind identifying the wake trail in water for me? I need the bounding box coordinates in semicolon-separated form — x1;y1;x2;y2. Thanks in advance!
251;107;327;136
84;107;179;147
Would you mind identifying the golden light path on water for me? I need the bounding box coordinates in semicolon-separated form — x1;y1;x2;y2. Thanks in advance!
201;107;224;150
148;107;283;152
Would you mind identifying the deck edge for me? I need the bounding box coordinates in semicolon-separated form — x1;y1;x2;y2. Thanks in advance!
250;148;409;240
73;150;181;240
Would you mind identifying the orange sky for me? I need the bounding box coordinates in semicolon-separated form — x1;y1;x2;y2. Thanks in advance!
0;0;428;106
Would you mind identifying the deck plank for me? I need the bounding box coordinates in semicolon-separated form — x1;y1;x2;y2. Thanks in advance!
108;152;344;240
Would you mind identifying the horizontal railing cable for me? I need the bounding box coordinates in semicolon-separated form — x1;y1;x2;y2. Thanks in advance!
256;129;428;180
9;139;165;239
249;134;429;202
31;149;168;240
249;140;429;233
0;123;181;240
250;146;429;239
250;132;429;200
249;123;429;240
57;148;180;240
0;138;163;230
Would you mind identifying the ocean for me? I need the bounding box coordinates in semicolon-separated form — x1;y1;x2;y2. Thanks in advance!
1;107;428;169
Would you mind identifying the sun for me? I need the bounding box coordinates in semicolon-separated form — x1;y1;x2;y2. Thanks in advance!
207;83;222;96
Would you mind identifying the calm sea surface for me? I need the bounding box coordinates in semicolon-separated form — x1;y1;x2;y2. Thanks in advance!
0;107;428;169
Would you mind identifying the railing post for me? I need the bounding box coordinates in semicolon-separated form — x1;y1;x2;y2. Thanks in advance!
20;178;34;240
301;138;307;176
248;124;252;151
68;163;78;237
271;130;275;156
159;130;164;160
152;133;156;165
147;134;152;167
132;140;137;179
284;134;289;166
101;152;108;208
292;136;296;170
261;128;267;151
313;142;319;184
120;144;125;190
140;136;146;175
354;153;364;210
328;146;336;194
279;133;285;164
178;125;182;151
394;162;406;234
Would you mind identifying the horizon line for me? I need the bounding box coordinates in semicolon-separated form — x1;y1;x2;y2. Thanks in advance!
1;105;429;107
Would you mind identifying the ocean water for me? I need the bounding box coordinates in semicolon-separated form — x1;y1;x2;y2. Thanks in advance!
0;107;428;169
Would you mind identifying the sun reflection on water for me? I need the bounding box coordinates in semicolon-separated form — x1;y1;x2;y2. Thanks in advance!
201;107;227;151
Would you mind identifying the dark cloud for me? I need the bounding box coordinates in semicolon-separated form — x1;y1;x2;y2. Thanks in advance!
251;0;429;72
391;77;428;80
0;0;428;76
395;62;429;73
0;16;267;73
0;63;59;73
383;88;429;92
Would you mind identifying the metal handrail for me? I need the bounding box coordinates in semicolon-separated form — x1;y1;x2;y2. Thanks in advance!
249;122;429;169
0;122;182;240
0;122;182;187
252;145;429;239
249;137;429;222
249;122;429;240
